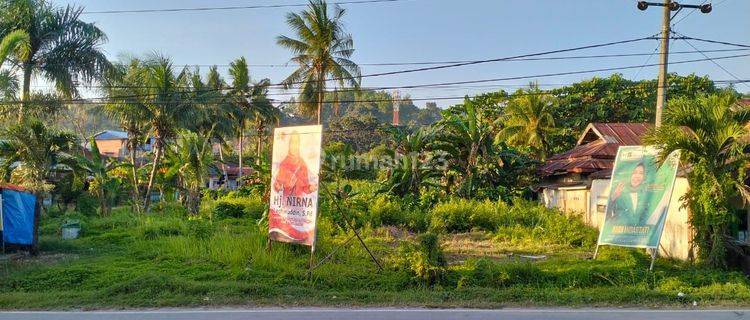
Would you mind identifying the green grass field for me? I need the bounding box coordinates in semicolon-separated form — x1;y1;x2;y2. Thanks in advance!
1;192;749;310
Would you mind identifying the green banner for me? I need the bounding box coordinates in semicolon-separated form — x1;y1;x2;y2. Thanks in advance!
597;146;680;249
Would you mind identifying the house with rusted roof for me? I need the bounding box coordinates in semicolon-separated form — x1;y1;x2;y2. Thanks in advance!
537;123;694;260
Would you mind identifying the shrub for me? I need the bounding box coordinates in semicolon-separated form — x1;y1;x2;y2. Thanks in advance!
187;219;214;240
213;202;245;219
75;192;98;216
140;220;185;240
369;195;407;227
211;195;265;220
390;232;447;286
429;199;504;233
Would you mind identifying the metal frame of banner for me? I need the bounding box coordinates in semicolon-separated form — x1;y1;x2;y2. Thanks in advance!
310;183;383;274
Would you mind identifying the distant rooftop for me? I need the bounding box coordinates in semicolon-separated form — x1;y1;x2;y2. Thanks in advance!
93;130;128;140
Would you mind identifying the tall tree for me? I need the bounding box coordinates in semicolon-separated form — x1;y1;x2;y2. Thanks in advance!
227;57;252;184
101;58;150;213
645;93;750;268
0;118;76;253
165;131;215;216
497;83;557;160
0;0;110;117
277;0;361;124
140;55;192;212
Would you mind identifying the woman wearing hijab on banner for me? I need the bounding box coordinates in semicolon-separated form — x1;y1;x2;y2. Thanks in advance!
269;131;319;245
608;161;651;224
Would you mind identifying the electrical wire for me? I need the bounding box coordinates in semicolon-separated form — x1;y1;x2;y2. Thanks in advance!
81;0;407;14
6;51;748;106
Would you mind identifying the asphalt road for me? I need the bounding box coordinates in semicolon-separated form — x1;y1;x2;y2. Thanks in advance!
1;308;749;320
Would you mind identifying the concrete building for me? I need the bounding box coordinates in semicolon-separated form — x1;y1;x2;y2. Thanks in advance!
92;130;153;160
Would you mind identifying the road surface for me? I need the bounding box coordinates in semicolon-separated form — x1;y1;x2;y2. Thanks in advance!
1;308;749;320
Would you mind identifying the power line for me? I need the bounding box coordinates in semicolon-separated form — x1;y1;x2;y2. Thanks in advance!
10;52;750;106
81;0;407;14
286;36;660;85
678;36;750;48
26;47;750;70
673;30;750;90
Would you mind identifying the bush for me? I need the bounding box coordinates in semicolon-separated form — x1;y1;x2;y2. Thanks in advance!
75;192;98;216
429;199;504;233
140;220;185;240
389;232;447;286
211;195;265;220
187;219;214;240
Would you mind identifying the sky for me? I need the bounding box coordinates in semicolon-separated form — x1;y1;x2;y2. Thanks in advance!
57;0;750;108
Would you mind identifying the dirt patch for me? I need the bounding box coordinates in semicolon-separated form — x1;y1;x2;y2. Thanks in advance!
0;252;79;267
441;232;509;264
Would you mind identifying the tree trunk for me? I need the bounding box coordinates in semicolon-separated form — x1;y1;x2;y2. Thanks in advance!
143;140;163;212
129;136;142;214
218;142;228;189
256;119;263;166
317;73;324;125
20;63;32;121
238;126;244;188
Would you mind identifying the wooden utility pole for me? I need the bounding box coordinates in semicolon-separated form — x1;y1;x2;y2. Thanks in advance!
636;1;712;127
655;0;672;127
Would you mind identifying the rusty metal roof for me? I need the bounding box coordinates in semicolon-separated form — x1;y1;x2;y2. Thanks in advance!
540;123;653;178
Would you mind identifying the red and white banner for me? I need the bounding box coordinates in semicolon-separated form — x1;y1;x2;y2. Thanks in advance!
268;125;322;246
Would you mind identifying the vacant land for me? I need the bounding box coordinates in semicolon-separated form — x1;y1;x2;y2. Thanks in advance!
0;188;749;310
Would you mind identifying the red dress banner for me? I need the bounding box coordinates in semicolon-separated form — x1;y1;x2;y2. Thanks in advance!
268;125;322;246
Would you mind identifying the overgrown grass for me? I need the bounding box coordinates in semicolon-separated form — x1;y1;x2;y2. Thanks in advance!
1;182;749;309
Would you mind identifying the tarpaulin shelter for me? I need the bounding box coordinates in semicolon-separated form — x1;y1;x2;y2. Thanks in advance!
0;184;37;248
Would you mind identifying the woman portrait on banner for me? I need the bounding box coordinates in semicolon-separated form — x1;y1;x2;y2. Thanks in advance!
268;130;320;246
607;161;653;225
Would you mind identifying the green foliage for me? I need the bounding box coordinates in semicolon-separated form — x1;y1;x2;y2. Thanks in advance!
390;232;447;286
367;194;428;232
498;83;558;160
210;195;265;220
74;192;99;216
645;93;750;268
277;0;360;123
429;199;505;233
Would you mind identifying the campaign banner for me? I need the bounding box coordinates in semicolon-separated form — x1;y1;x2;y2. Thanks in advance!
268;125;322;246
598;146;680;249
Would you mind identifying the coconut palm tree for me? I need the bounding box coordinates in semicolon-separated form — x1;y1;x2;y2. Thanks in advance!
0;118;77;253
165;131;215;215
497;83;557;160
101;58;150;213
227;57;252;184
277;0;361;124
0;0;110;117
227;57;275;184
645;93;750;268
139;55;192;212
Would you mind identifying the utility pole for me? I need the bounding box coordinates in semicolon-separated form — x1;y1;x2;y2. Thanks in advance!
636;1;712;127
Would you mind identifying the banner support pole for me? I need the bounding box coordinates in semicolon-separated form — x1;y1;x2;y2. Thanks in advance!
322;184;383;272
649;248;658;271
593;245;600;260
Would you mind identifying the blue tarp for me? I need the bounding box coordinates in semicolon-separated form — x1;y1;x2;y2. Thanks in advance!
2;189;36;245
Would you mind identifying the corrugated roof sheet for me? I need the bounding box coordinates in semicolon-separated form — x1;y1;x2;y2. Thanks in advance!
540;123;652;177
